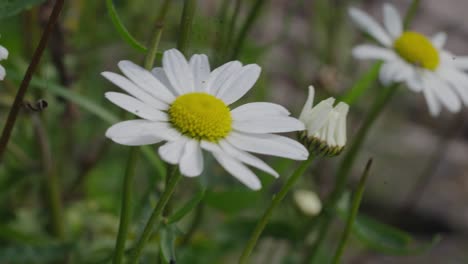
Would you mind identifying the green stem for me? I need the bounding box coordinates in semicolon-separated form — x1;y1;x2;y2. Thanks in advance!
403;0;421;30
230;0;268;59
331;159;373;264
129;168;182;264
223;0;241;58
112;3;172;261
308;84;398;263
238;155;315;264
177;0;198;55
113;149;139;264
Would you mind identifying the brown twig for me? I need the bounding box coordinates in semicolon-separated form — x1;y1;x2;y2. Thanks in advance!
0;0;65;162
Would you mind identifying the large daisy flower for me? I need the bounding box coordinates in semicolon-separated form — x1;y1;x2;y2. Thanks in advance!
102;49;308;190
0;44;8;80
349;3;468;116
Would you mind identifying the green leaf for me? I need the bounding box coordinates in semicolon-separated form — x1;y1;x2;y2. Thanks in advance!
160;225;177;263
204;189;262;214
167;187;206;224
0;0;46;19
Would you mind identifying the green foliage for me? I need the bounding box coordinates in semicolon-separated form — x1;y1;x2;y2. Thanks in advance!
0;0;46;19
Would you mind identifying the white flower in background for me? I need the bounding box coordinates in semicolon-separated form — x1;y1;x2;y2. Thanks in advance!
293;189;322;217
0;45;8;80
299;86;349;156
102;49;308;190
349;3;468;116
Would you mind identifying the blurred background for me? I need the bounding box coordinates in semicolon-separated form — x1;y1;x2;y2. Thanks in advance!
0;0;467;263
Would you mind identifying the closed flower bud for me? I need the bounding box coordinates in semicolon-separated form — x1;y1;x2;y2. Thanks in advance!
299;85;349;157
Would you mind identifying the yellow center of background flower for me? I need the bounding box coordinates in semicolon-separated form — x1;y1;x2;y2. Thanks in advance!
393;31;439;70
169;93;232;141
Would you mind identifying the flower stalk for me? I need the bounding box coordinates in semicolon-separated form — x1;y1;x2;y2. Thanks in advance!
238;155;315;264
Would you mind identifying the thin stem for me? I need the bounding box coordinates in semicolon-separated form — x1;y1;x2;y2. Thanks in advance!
0;0;65;162
238;155;315;264
177;0;198;55
112;148;138;264
403;0;421;30
144;0;172;70
129;168;182;264
331;159;373;264
223;0;242;58
112;3;172;262
230;0;268;59
308;84;398;263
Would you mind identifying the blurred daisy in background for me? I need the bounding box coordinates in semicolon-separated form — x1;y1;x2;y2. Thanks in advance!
349;3;468;116
102;49;308;190
0;44;8;80
299;86;349;157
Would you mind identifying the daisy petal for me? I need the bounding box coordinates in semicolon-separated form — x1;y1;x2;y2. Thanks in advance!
405;69;423;92
379;60;410;85
231;102;290;120
349;7;392;46
105;92;168;121
218;140;279;177
437;67;468;105
428;74;461;113
216;64;261;105
453;56;468;70
227;132;309;160
352;45;396;60
159;138;189;164
102;72;168;110
422;82;441;116
383;3;402;39
208;146;261;190
189;54;210;92
151;67;174;92
163;49;195;94
205;61;242;95
0;65;5;80
431;32;447;49
233;116;305;134
106;120;179;146
0;46;8;60
179;140;204;177
118;61;175;103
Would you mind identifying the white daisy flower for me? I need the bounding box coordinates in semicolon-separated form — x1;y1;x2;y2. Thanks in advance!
299;86;349;156
102;49;308;190
0;44;8;80
349;3;468;116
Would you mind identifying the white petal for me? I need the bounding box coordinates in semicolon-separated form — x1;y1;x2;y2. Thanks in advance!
431;32;447;49
105;120;179;146
218;140;279;178
216;64;261;104
301;98;334;136
299;86;315;121
162;49;195;94
205;61;243;95
422;83;441;116
405;69;424;92
352;45;396;61
226;132;309;160
379;60;410;85
349;7;392;46
334;103;349;147
105;92;168;121
102;72;168;110
151;67;175;93
0;65;5;80
233;116;305;134
158;138;189;165
427;73;461;113
437;67;468;105
118;61;175;103
179;140;204;177
231;102;290;120
383;3;402;39
189;54;210;92
452;56;468;70
0;46;8;60
204;143;261;190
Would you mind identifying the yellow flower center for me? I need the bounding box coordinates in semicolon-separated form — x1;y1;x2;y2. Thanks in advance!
393;31;439;70
169;93;232;141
